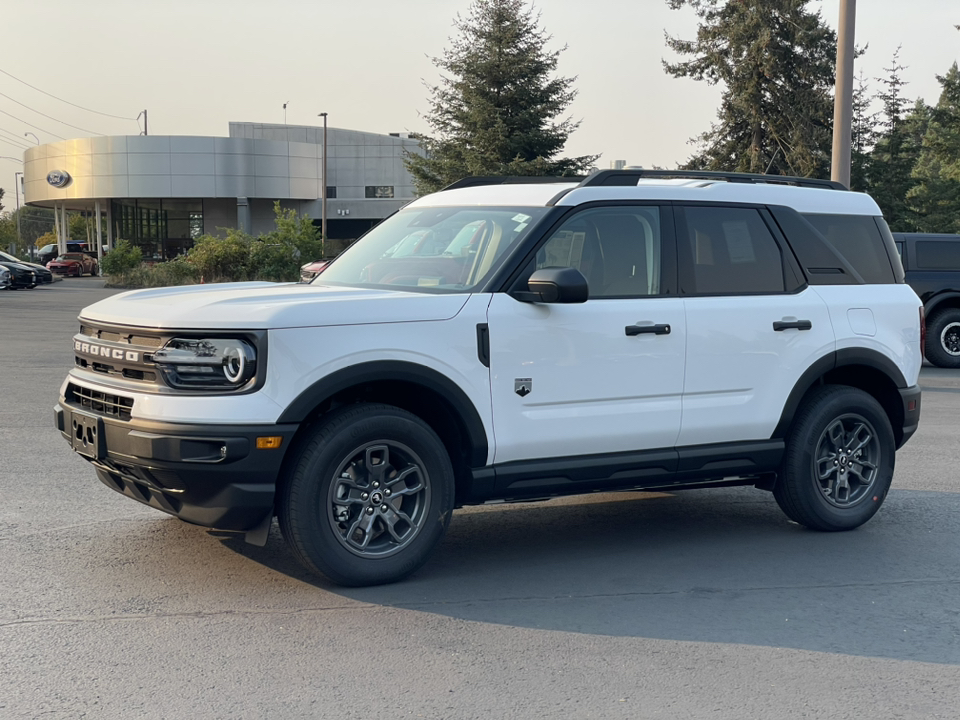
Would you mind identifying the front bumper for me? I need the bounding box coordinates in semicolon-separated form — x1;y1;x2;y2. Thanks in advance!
55;402;299;531
898;385;921;448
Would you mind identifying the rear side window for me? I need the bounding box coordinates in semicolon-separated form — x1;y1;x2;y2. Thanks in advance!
915;240;960;270
802;214;896;283
678;206;785;295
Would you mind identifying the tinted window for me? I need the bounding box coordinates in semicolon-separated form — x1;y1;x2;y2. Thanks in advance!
915;240;960;270
535;207;663;298
679;207;784;294
802;214;895;283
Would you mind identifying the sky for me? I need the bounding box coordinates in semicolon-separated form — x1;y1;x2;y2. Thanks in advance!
0;0;957;201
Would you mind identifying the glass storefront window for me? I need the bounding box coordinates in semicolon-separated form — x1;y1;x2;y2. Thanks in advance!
111;199;203;259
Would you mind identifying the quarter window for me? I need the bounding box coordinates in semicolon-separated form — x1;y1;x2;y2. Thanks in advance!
802;213;896;283
915;240;960;270
535;207;664;298
679;206;785;295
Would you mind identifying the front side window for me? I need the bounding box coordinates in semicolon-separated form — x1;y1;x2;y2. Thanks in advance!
679;206;785;295
533;207;664;298
316;206;549;293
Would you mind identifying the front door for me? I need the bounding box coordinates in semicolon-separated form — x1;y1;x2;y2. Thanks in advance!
487;205;686;464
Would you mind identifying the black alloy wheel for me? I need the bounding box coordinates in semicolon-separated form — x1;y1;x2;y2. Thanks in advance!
278;403;455;586
774;385;895;531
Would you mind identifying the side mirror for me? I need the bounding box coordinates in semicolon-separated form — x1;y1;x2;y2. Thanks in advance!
513;267;588;304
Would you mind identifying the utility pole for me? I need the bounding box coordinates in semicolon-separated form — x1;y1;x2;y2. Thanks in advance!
831;0;856;188
14;171;22;256
139;109;148;136
318;112;328;242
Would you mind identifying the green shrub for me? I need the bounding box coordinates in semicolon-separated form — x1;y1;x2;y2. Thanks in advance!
101;239;143;277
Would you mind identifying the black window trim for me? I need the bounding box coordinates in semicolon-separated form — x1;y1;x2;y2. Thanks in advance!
489;200;679;300
673;202;802;298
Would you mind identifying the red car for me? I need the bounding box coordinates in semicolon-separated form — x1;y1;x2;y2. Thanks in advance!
47;252;99;277
299;259;330;283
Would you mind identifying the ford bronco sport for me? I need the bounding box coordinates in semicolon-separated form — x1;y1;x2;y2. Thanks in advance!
56;170;923;586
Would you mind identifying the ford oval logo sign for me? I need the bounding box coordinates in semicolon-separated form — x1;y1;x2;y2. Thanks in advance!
47;170;71;188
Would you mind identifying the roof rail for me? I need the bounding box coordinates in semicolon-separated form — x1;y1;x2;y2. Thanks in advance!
579;169;848;191
442;175;585;191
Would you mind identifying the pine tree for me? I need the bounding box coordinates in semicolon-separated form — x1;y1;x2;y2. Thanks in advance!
404;0;597;195
850;69;878;192
869;48;925;231
908;63;960;233
663;0;836;177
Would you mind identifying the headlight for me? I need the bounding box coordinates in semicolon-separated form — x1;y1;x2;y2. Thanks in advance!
153;338;257;390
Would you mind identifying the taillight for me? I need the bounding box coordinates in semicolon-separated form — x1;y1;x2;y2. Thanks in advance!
920;306;926;358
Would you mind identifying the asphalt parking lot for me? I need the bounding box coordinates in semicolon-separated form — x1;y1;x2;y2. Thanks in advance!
2;279;959;719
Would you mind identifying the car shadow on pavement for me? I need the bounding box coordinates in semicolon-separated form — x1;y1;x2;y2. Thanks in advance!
220;486;960;666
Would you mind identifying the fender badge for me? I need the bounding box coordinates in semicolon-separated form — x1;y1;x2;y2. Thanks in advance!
514;378;532;397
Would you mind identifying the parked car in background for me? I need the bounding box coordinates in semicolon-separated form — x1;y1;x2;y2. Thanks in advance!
0;250;54;284
38;242;90;266
0;261;37;289
894;232;960;368
0;266;10;289
47;253;99;277
299;259;330;283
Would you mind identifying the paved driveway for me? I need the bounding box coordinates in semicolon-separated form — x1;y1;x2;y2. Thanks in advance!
2;279;959;719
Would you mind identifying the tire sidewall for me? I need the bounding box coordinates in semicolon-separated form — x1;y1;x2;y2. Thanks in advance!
782;388;895;530
926;308;960;368
283;405;454;586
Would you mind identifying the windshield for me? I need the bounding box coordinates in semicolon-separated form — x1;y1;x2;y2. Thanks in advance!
315;206;549;292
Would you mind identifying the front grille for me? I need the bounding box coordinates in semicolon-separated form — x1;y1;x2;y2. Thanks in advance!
67;383;134;420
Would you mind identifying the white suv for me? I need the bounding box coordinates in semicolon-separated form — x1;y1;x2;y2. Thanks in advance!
56;170;923;586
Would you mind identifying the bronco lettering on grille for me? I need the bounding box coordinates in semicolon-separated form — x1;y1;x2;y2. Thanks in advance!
75;340;139;363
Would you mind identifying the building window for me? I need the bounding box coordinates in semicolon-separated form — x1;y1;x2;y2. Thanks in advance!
326;186;337;199
365;186;394;199
111;199;203;260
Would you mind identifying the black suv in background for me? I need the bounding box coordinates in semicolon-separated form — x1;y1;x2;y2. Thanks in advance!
38;242;90;266
894;233;960;367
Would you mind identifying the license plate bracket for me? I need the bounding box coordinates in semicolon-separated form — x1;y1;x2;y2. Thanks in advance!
71;410;105;460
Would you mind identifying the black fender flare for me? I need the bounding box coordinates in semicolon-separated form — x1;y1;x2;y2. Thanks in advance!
772;348;908;439
277;360;489;467
924;291;960;317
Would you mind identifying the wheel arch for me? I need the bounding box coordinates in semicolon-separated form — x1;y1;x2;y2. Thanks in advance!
924;292;960;317
277;361;489;485
774;349;908;447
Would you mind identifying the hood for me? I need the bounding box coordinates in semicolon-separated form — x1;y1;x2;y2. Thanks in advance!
80;282;472;330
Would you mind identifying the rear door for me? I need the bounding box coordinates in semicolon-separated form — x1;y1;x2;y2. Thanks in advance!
675;204;836;446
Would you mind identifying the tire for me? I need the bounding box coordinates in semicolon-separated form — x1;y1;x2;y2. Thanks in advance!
774;385;895;531
925;307;960;368
277;403;455;586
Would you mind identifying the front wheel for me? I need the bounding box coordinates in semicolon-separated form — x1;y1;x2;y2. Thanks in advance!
278;403;455;586
774;386;895;531
925;308;960;368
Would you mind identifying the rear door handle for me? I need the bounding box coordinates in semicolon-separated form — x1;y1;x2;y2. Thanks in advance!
773;319;812;331
625;323;671;336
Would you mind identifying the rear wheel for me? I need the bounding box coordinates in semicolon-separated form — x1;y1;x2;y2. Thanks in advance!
925;308;960;368
278;403;455;586
774;386;895;531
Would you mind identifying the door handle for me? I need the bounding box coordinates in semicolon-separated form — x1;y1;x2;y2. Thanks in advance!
625;323;671;336
773;319;812;331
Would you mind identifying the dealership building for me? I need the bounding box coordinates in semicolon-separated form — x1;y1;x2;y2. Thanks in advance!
21;122;425;260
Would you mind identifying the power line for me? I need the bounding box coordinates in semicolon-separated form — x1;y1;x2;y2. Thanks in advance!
0;127;31;148
0;108;64;140
0;90;104;136
0;136;29;152
0;67;137;121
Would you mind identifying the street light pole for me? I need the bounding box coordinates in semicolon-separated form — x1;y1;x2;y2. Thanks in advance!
318;112;328;242
831;0;856;188
24;132;39;145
